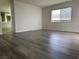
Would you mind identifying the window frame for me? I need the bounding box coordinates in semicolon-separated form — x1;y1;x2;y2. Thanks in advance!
51;7;72;22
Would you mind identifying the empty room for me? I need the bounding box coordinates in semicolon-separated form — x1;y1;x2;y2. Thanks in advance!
0;0;79;59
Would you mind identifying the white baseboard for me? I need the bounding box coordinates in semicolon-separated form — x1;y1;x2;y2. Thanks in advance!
16;28;42;33
43;29;79;33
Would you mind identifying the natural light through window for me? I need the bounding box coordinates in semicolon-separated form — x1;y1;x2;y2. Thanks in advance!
51;7;72;22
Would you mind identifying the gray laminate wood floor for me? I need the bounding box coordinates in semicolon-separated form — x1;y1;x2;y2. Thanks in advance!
0;30;79;59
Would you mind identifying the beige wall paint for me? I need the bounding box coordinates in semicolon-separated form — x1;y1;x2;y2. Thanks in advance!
0;0;11;12
42;1;79;32
0;14;2;34
0;5;11;12
14;0;42;32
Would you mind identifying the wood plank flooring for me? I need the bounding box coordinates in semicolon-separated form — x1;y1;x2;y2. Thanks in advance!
0;30;79;59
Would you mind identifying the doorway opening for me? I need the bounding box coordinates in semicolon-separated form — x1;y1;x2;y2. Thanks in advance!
0;0;15;35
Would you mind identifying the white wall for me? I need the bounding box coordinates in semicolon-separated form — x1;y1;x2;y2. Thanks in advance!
42;1;79;32
14;0;42;32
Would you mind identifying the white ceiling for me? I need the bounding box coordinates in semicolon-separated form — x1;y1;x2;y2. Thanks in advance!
18;0;71;7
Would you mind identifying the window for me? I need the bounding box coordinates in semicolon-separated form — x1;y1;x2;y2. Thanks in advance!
51;7;72;22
